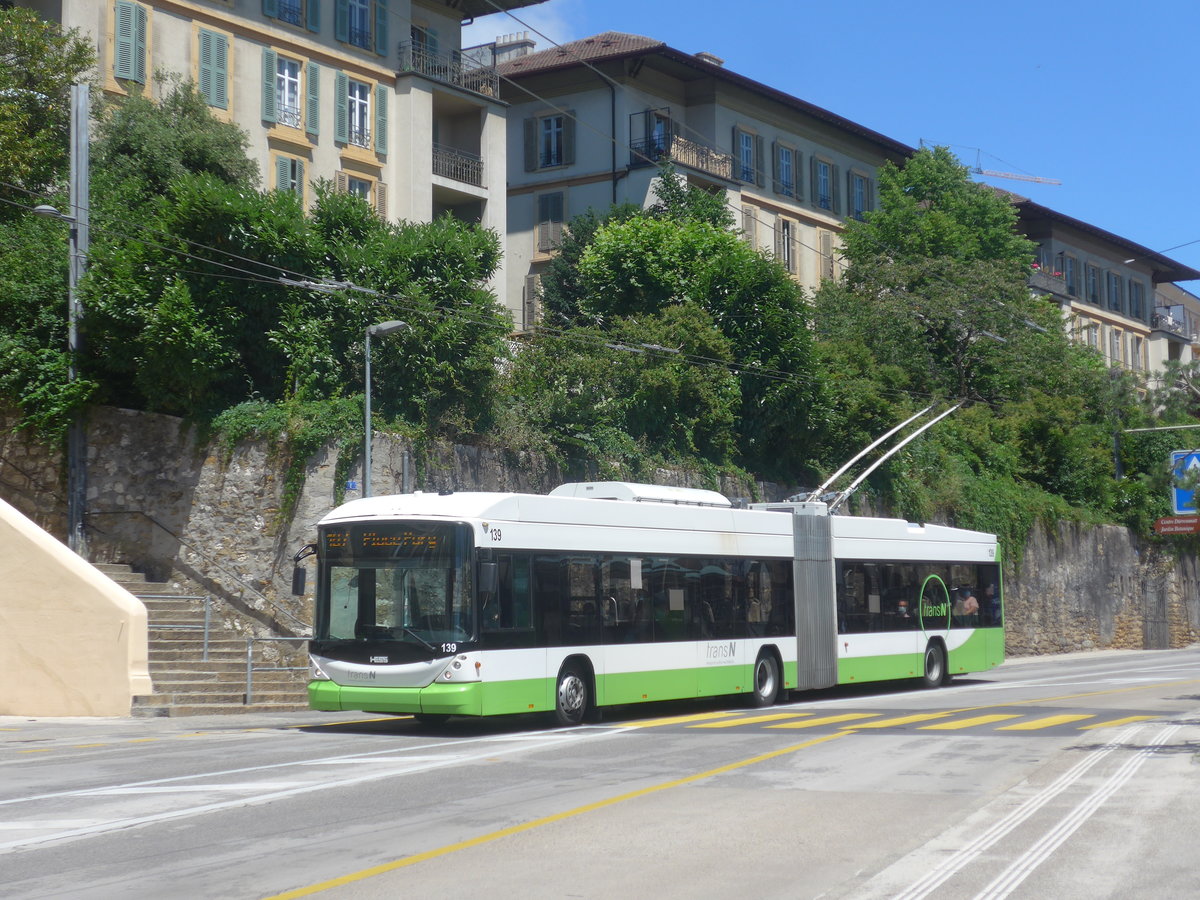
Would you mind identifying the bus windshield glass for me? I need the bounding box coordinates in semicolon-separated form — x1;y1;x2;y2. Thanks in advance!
315;522;474;645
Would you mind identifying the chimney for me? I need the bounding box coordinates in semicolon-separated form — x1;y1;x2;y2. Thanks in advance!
694;51;724;67
495;31;536;64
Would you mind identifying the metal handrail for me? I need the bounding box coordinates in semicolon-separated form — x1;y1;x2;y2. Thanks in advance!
397;42;498;96
245;636;310;705
432;142;483;186
142;593;211;661
87;509;310;633
629;134;735;181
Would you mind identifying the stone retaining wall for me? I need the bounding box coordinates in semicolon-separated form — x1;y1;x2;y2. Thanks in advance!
2;406;1197;652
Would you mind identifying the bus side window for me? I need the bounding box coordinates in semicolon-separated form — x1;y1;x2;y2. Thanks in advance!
487;554;533;631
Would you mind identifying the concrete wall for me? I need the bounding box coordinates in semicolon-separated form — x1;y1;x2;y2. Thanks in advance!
0;496;152;716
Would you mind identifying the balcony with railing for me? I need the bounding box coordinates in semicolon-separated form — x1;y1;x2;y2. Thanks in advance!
1152;305;1193;341
433;143;483;187
278;103;301;129
398;42;498;97
1028;264;1066;295
629;133;734;182
348;124;371;149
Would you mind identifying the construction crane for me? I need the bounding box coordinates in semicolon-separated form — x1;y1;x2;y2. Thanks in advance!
969;149;1060;185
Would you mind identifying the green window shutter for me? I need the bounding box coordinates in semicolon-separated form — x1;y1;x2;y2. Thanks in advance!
334;0;348;43
206;31;228;110
754;134;764;186
305;62;320;135
374;0;388;56
263;0;279;18
374;181;387;219
306;0;321;33
832;164;841;215
771;141;780;193
262;49;278;122
523;117;537;171
374;83;388;155
296;159;304;197
334;71;348;143
198;30;214;103
133;4;147;84
809;155;818;207
562;110;576;165
276;156;290;190
114;1;134;80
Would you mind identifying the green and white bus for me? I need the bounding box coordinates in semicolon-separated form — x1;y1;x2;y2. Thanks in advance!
297;482;1003;725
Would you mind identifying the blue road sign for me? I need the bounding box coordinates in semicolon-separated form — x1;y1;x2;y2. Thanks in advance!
1170;450;1200;514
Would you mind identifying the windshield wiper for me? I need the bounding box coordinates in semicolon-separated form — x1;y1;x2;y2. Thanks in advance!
399;626;438;654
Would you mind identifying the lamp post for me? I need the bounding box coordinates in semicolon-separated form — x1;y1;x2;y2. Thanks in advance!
32;86;89;554
363;320;408;497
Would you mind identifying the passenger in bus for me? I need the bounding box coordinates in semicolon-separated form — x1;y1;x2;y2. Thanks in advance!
952;586;979;624
982;582;1000;625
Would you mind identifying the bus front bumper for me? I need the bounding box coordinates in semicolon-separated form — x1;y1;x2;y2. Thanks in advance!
308;680;484;716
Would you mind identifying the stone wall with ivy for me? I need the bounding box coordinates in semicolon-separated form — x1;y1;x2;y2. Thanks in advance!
2;406;1197;652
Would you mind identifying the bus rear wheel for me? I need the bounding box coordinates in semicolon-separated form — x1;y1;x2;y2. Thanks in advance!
750;652;780;707
554;663;589;726
921;642;946;689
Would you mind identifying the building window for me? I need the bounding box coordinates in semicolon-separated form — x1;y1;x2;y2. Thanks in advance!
197;29;228;110
275;155;304;198
773;143;798;198
1085;265;1100;304
1085;322;1100;349
732;127;763;186
336;171;387;218
1107;271;1123;313
114;1;148;84
266;0;320;33
849;172;871;220
1130;335;1144;370
277;57;301;127
1063;255;1078;296
523;112;575;170
347;176;370;198
811;157;839;212
536;192;565;253
1109;328;1122;365
820;230;835;279
347;0;370;48
347;78;369;147
739;131;755;182
334;0;385;54
1129;280;1145;320
776;218;796;274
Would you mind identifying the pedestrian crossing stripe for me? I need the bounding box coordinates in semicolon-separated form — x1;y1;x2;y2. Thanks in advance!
767;713;881;729
996;714;1096;731
842;712;955;729
692;713;812;728
617;711;741;728
920;714;1023;730
1078;715;1158;730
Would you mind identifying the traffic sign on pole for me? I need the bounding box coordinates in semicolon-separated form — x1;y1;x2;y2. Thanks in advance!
1170;450;1200;514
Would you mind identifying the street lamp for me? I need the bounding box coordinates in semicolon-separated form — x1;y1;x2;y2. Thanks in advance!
363;320;408;497
33;201;88;555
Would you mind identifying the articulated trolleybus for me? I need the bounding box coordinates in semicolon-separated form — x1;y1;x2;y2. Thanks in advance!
298;482;1003;725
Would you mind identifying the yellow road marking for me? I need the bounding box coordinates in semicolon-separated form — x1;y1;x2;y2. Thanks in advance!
844;712;954;729
998;714;1095;731
262;730;852;899
616;711;740;728
72;743;109;748
291;716;411;729
767;712;882;729
18;749;52;754
691;713;811;728
127;738;158;744
920;714;1023;731
1079;715;1159;730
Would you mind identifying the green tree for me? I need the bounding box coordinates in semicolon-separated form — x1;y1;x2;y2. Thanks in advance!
0;8;96;206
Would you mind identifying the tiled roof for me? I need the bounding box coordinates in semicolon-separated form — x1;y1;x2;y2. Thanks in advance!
498;31;664;76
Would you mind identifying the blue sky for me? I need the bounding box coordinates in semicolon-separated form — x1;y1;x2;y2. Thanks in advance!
465;0;1200;282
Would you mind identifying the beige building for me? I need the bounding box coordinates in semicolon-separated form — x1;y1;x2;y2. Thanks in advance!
491;31;913;330
20;0;550;311
1016;198;1200;376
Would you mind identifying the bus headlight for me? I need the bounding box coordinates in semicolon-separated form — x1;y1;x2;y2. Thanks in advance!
309;657;331;681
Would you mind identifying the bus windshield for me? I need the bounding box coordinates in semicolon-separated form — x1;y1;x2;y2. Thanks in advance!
315;522;474;646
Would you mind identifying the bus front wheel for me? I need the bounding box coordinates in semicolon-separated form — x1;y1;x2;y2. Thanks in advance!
555;663;589;726
921;642;946;689
750;652;780;707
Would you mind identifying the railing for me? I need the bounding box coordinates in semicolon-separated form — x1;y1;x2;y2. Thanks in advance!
1153;309;1187;336
277;0;302;25
348;25;372;50
397;42;499;96
348;124;371;149
87;509;310;634
278;104;301;128
1029;268;1066;294
144;593;211;661
432;142;483;186
629;134;734;181
245;636;310;705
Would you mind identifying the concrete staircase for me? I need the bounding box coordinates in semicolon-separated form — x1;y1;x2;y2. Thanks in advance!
97;564;311;717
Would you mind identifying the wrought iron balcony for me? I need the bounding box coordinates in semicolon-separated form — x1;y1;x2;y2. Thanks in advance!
1152;306;1188;338
433;142;483;186
348;124;371;149
629;134;734;182
278;103;301;128
1028;267;1066;294
398;42;498;97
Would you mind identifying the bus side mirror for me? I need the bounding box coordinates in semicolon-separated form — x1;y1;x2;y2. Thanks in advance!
478;561;498;595
291;566;307;596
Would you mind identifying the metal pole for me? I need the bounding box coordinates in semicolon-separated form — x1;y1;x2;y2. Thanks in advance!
68;83;89;556
364;327;373;497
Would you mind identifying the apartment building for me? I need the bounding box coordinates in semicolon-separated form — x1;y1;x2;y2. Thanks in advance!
492;31;913;330
1016;197;1200;376
19;0;550;310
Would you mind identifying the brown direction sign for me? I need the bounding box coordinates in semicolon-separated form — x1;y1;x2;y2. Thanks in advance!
1154;516;1200;535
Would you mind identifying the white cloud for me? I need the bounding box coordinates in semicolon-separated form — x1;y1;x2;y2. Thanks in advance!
462;0;586;51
